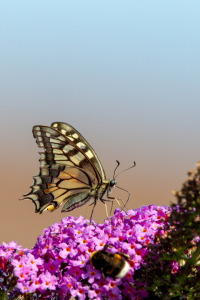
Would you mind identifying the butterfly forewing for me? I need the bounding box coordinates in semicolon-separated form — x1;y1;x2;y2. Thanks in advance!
22;123;109;214
33;125;99;179
51;122;106;181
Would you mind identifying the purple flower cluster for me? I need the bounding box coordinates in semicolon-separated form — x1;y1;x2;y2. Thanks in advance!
0;205;170;299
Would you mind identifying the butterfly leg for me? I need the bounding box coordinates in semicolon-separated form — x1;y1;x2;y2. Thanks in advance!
89;200;97;223
117;198;129;211
104;202;109;218
99;198;110;217
108;196;129;212
115;186;130;210
100;198;114;217
107;196;128;215
109;200;113;216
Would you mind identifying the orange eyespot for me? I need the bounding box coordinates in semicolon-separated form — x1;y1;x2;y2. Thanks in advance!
47;205;55;211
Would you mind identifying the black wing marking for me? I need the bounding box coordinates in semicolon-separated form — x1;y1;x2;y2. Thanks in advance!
22;165;97;213
51;122;106;181
33;125;101;181
21;125;102;213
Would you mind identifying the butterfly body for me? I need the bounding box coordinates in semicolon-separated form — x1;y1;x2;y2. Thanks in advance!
22;122;117;218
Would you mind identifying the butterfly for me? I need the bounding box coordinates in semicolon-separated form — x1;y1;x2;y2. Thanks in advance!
22;122;124;220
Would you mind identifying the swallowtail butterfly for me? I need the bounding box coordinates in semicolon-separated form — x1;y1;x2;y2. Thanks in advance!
22;122;121;220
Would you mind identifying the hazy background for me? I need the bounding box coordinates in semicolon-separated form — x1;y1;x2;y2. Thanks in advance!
1;1;200;249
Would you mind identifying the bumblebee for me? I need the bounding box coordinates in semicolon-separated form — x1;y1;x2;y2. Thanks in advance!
90;245;130;279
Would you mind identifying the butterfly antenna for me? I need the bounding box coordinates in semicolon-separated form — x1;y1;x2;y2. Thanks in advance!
113;160;120;179
115;161;136;179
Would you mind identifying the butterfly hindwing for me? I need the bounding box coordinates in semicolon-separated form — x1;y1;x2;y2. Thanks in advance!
23;163;98;213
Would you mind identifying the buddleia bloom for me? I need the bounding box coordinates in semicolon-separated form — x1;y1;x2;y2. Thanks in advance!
0;205;170;299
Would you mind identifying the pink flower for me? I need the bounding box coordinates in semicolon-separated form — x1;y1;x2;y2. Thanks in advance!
14;266;32;281
30;274;41;292
17;281;31;294
71;282;89;300
26;253;43;271
39;271;57;291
